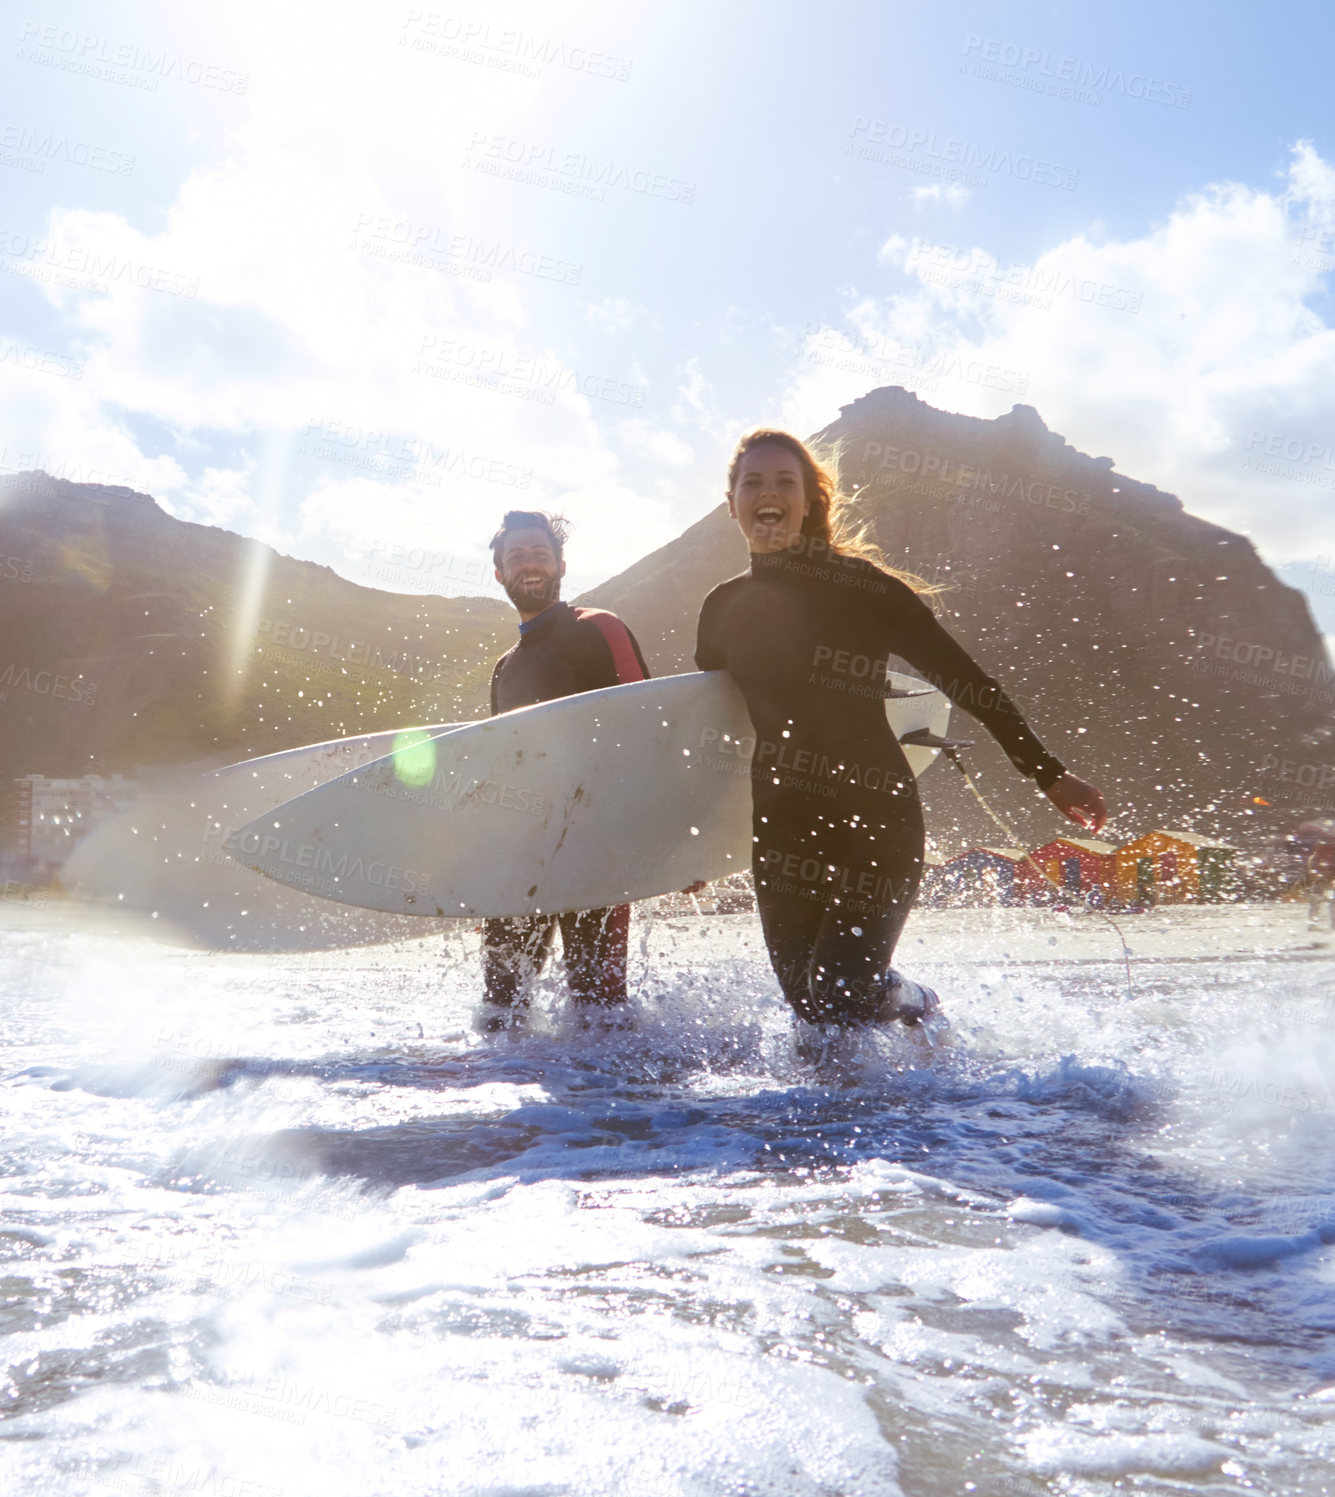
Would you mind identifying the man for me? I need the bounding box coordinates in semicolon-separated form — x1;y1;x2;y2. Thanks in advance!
1307;840;1335;931
480;509;651;1032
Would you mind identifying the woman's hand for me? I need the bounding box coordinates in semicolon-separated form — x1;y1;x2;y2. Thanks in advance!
1044;772;1107;834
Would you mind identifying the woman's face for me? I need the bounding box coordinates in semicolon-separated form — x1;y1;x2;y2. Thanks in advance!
728;442;809;553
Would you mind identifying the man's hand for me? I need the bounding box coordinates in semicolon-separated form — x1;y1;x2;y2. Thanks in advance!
681;880;708;895
1044;772;1108;834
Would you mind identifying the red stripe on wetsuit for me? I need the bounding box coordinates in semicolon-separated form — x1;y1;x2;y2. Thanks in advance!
577;607;648;684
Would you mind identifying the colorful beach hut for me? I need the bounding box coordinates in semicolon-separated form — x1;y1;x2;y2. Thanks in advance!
1030;837;1118;900
1112;830;1236;905
942;847;1045;906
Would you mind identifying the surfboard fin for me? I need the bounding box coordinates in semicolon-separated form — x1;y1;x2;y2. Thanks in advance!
898;728;976;750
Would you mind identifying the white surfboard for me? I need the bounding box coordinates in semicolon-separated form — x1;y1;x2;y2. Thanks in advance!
59;721;465;950
233;671;951;919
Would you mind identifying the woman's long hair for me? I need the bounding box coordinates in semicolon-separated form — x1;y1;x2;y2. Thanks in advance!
725;428;939;595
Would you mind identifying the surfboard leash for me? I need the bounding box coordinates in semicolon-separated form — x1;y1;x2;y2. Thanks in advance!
937;745;1136;1002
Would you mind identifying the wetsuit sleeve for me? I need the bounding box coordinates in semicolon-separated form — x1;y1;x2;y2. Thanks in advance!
620;623;652;682
489;654;506;717
886;582;1067;791
694;587;726;671
582;612;651;687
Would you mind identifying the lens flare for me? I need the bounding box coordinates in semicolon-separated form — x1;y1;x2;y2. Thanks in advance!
392;729;437;787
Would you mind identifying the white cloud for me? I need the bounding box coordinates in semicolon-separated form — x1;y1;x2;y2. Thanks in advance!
185;460;259;529
292;472;495;592
1286;140;1335;225
670;355;747;447
614;419;693;467
910;183;973;210
674;356;712;418
783;143;1335;570
585;296;647;331
1;0;672;589
0;356;188;498
546;479;677;587
11;3;1334;602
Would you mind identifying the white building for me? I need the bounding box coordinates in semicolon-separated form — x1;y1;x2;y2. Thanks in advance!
13;774;138;874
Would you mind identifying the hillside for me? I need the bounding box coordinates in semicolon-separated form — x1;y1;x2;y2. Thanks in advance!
5;383;1330;867
579;387;1333;851
0;471;510;846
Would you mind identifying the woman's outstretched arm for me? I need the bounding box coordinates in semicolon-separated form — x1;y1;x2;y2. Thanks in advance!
881;576;1107;831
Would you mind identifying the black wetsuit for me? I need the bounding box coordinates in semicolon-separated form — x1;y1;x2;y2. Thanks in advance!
695;547;1066;1025
484;602;650;1011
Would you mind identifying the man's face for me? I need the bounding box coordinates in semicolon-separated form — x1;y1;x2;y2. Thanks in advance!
495;525;565;613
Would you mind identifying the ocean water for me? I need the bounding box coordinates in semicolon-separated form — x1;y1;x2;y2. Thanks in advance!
1;900;1333;1496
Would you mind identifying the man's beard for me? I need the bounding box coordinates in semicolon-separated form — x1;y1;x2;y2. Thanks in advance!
502;572;560;611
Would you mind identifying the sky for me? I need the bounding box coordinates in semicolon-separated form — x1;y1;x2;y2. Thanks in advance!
2;0;1334;644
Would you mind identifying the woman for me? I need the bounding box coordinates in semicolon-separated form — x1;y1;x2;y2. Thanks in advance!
695;429;1107;1033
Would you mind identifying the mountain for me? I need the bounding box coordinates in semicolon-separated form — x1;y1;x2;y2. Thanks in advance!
579;386;1333;852
0;471;510;848
5;383;1329;866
